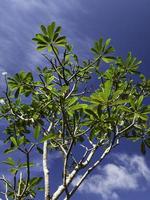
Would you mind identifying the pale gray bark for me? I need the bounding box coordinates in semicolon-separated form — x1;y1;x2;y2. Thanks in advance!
43;123;53;200
43;140;50;200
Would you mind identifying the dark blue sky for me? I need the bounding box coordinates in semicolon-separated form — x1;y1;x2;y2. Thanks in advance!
0;0;150;200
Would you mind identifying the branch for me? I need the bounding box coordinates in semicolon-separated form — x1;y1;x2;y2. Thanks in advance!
13;171;17;192
18;152;30;199
17;173;23;197
65;139;119;199
17;144;35;199
63;139;74;197
62;114;79;197
51;45;69;86
62;129;119;199
52;139;67;155
118;116;136;135
51;164;80;200
65;83;76;99
5;91;34;123
68;55;102;82
76;125;94;137
4;179;9;200
52;128;105;200
52;140;99;199
0;176;14;191
43;122;53;200
0;175;18;200
81;144;98;167
42;54;63;80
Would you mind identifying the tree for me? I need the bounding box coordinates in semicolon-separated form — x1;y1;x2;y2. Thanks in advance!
0;22;150;200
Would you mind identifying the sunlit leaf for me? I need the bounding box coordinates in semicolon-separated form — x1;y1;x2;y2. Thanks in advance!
34;124;41;140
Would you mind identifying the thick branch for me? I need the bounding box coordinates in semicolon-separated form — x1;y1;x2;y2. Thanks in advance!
65;140;119;199
51;165;80;200
18;152;30;200
43;123;53;200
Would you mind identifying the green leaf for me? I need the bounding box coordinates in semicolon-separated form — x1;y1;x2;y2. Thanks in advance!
67;97;78;107
4;147;16;154
104;38;111;49
25;72;33;83
111;99;129;106
29;177;43;187
90;93;106;103
127;135;141;141
10;168;18;174
2;157;15;166
73;54;78;63
18;136;25;145
81;96;90;102
20;162;34;168
55;26;61;34
37;187;44;191
69;104;88;111
36;34;48;43
47;22;55;38
129;98;136;109
97;104;102;118
34;124;41;140
119;106;131;113
85;109;98;119
45;75;54;84
145;138;150;148
91;38;103;55
137;95;144;108
37;45;47;51
98;38;103;51
55;36;66;46
48;46;52;52
112;89;123;99
10;137;18;147
142;105;150;114
103;80;112;100
104;47;115;54
138;113;147;121
41;133;56;143
60;85;69;95
40;25;47;35
102;56;116;63
15;88;20;98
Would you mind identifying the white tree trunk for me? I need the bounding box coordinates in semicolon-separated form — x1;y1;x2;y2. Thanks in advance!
43;140;50;200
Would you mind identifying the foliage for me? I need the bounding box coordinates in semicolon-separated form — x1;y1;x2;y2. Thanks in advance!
0;22;150;200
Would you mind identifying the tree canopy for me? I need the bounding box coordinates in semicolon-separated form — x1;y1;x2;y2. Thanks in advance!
0;22;150;200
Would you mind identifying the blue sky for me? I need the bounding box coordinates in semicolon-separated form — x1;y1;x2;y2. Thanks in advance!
0;0;150;199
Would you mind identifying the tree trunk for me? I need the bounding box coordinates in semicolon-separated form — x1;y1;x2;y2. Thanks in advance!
43;140;50;200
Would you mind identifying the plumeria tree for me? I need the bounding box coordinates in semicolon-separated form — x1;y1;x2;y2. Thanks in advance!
0;22;150;200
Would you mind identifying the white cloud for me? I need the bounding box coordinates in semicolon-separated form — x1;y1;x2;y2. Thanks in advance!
72;154;150;200
114;153;150;182
9;0;84;13
9;0;43;10
0;0;87;74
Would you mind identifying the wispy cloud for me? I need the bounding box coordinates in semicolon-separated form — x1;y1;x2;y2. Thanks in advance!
0;0;87;74
72;154;150;200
